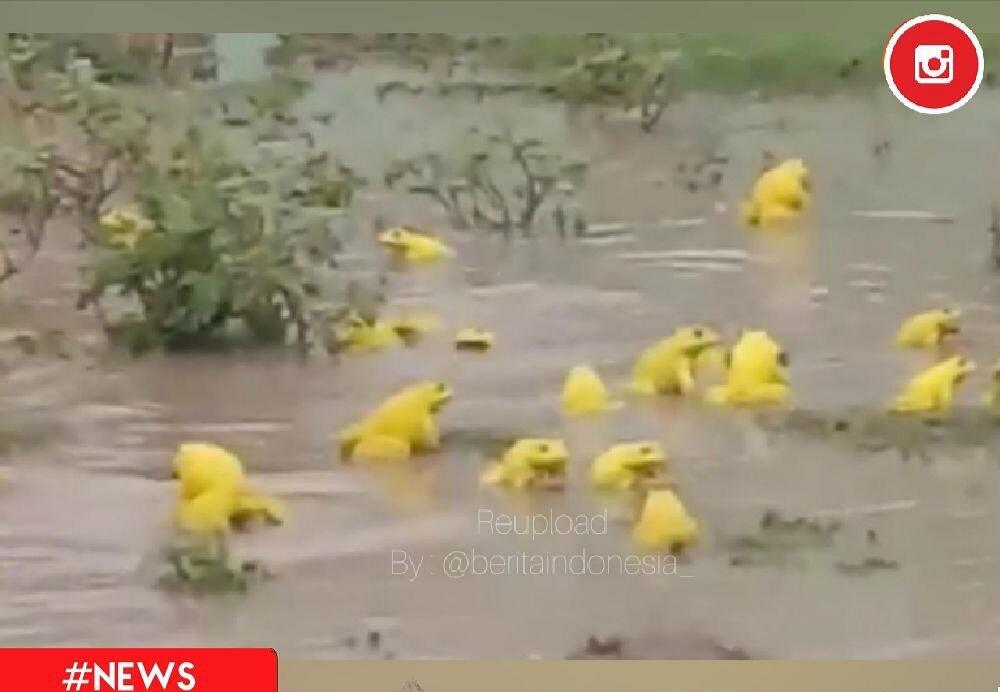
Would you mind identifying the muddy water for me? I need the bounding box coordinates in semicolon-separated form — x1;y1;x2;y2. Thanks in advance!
2;64;1000;658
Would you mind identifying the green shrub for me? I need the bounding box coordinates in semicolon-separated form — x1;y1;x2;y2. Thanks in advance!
79;125;355;355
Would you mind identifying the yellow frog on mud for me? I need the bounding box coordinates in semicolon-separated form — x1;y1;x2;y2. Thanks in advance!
707;330;791;407
631;326;722;396
479;438;570;490
338;381;453;463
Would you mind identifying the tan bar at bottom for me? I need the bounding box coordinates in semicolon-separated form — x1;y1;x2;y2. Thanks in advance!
282;661;1000;692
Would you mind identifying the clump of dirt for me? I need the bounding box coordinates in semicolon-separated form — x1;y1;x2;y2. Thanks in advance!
566;633;753;660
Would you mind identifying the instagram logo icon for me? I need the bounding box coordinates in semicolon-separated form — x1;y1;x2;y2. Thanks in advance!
885;14;983;114
914;44;953;83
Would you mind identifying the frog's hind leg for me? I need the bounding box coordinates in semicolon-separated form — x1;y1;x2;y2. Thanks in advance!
413;415;440;452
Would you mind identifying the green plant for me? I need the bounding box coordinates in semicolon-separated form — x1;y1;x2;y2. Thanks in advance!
551;43;681;131
78;124;356;355
385;127;587;236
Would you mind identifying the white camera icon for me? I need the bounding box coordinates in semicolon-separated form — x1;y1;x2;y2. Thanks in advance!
914;44;954;84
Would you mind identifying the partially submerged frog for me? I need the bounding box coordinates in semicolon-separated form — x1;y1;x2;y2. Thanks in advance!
338;381;453;463
171;442;287;537
631;326;721;396
562;364;622;415
740;158;811;230
895;308;961;351
377;226;454;264
890;355;975;416
589;441;670;492
479;438;570;490
328;312;404;354
632;488;700;555
707;330;791;407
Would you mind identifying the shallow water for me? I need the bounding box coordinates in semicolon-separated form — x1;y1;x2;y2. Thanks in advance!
2;63;1000;658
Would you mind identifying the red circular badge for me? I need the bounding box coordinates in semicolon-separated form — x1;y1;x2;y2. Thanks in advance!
884;14;983;114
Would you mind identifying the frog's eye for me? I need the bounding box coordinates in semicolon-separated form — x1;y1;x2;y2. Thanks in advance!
778;351;790;367
537;443;550;453
435;382;447;391
639;445;653;456
692;328;703;339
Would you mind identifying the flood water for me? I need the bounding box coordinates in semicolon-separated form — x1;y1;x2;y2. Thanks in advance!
2;58;1000;658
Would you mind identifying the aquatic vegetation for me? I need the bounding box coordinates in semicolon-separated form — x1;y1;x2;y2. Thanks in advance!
707;331;791;407
479;438;569;490
384;127;587;235
631;325;721;396
726;509;841;568
157;544;274;595
589;441;669;492
755;406;1000;462
338;381;453;463
549;42;681;132
632;488;699;554
0;85;148;282
561;364;621;415
890;355;975;416
78;121;356;354
895;308;961;350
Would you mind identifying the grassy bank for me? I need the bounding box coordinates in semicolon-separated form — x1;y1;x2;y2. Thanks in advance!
475;32;1000;96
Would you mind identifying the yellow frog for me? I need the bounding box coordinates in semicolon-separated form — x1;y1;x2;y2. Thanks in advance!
99;207;155;249
378;226;454;264
171;442;287;535
589;441;669;492
741;158;811;229
631;326;722;396
480;438;570;490
707;330;790;407
632;488;700;554
895;308;961;350
338;381;453;463
562;364;622;415
330;312;404;354
891;355;975;415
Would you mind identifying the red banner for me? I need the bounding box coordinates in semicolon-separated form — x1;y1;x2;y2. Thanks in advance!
0;648;277;692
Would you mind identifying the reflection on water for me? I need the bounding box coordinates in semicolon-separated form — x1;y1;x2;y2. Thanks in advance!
2;59;1000;657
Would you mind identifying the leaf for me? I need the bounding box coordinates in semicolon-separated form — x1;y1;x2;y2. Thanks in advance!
91;251;137;290
185;271;226;328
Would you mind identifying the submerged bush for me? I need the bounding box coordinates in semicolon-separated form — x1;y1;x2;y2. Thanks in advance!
385;127;588;236
79;124;357;355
